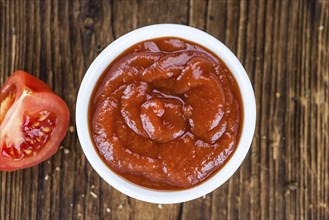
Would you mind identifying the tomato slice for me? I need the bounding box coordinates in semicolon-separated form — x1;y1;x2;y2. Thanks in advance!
0;70;70;171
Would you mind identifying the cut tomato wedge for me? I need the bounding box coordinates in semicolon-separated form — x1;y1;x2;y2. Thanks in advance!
0;70;70;171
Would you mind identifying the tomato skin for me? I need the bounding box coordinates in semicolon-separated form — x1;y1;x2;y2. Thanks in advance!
0;70;70;171
0;70;52;99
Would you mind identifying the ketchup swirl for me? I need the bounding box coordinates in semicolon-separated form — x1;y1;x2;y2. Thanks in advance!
90;38;242;189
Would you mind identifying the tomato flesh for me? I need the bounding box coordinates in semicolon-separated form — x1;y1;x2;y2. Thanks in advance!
0;91;15;124
0;70;70;171
2;110;57;160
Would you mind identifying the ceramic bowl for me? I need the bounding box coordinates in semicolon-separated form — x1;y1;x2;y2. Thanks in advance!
76;24;256;204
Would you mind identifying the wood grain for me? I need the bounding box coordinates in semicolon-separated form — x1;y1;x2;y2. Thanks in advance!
0;0;328;219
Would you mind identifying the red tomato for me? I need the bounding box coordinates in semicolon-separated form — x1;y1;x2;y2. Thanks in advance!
0;70;70;171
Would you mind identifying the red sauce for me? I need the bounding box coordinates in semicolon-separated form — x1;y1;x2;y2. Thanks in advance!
89;38;243;190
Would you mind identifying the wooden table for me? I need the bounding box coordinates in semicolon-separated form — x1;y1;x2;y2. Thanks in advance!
1;0;328;219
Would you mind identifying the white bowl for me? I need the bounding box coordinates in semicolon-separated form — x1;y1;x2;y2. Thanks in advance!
76;24;256;204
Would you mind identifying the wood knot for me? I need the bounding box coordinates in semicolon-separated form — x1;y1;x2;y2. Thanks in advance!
84;17;94;29
286;182;298;191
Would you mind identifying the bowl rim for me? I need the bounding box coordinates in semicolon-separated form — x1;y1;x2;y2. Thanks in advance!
76;24;256;204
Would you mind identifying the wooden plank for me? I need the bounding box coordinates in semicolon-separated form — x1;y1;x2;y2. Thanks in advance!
189;0;207;30
316;3;329;218
136;0;189;26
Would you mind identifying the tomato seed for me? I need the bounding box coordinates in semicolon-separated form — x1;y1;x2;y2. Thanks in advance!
10;147;14;156
24;88;32;94
33;122;40;127
39;114;47;121
23;149;32;155
41;127;50;133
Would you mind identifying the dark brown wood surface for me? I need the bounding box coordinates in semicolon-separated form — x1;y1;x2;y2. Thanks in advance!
1;0;328;219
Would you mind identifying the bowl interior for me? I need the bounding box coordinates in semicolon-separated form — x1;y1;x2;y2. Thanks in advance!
76;24;256;204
